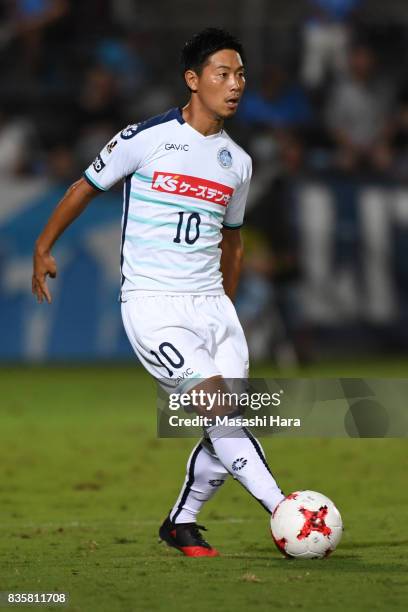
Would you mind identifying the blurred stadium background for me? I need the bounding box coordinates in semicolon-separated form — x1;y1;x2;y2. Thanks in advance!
2;0;408;366
2;5;408;609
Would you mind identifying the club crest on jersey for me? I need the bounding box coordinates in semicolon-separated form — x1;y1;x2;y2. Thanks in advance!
120;124;139;140
217;148;232;168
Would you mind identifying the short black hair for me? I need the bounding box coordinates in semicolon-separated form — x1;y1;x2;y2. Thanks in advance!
181;27;245;75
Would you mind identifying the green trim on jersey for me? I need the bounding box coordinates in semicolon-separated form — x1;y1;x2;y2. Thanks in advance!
127;212;218;234
222;221;243;228
130;191;224;219
133;171;152;183
125;233;219;253
126;255;219;271
84;170;107;192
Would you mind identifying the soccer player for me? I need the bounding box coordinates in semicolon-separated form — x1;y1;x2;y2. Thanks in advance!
32;28;284;557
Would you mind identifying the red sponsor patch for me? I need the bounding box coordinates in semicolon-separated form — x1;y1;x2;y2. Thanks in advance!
152;171;234;206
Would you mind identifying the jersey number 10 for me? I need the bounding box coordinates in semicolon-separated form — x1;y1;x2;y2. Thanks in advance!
173;212;201;245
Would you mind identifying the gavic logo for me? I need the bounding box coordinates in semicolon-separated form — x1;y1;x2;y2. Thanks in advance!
165;143;189;151
152;171;234;206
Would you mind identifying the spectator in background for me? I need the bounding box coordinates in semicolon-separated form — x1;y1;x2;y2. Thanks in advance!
95;32;146;98
237;64;313;130
301;0;363;90
1;0;68;74
237;132;308;364
0;106;36;176
46;143;78;185
74;65;123;169
325;41;395;173
390;83;408;181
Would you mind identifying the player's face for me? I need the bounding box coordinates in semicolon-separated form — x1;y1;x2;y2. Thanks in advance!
193;49;246;119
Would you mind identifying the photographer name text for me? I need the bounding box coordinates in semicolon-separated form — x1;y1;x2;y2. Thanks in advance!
167;415;301;428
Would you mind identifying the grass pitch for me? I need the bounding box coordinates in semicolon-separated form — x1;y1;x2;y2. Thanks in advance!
0;362;407;611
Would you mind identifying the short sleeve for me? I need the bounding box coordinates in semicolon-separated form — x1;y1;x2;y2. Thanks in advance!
223;160;252;229
83;124;144;191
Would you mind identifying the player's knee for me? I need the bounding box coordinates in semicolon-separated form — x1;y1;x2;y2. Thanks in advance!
187;376;240;418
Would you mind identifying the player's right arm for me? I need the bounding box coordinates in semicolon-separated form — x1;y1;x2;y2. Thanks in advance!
32;177;99;304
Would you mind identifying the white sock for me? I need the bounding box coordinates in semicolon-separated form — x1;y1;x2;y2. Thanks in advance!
170;440;229;524
206;423;284;513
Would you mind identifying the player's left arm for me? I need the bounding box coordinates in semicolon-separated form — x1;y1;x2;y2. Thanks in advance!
220;156;252;300
220;227;244;301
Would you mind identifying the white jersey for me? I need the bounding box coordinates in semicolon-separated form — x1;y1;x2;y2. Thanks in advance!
84;107;252;296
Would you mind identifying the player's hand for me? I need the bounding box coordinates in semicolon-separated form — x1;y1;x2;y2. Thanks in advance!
32;248;57;304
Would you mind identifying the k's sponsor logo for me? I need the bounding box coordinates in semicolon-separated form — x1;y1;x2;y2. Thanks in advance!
164;143;189;151
92;154;105;173
152;171;234;206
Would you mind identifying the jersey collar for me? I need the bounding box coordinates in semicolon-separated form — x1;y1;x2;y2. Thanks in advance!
176;107;224;140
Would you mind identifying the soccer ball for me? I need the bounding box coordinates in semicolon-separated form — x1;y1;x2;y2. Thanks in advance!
270;490;343;559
